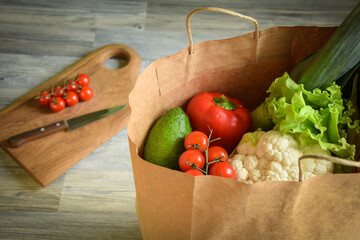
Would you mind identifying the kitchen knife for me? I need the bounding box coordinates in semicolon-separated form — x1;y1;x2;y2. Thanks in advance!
7;105;128;147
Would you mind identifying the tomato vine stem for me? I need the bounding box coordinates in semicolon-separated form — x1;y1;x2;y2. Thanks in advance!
204;126;215;175
34;73;80;99
185;160;207;174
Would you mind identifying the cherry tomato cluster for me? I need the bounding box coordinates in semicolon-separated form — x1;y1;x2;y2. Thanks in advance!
35;73;93;112
179;129;236;179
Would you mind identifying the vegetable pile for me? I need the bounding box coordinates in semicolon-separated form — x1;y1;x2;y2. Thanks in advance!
143;92;250;180
143;3;360;183
35;73;93;112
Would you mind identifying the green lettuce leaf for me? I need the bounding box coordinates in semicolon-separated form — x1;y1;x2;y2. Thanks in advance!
264;72;357;162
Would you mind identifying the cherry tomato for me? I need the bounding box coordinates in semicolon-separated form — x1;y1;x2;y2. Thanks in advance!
78;86;93;101
209;162;235;179
36;91;50;106
53;86;64;98
208;146;228;166
184;131;208;153
76;73;90;86
63;91;79;106
49;97;66;112
179;150;205;172
185;169;204;176
65;80;78;92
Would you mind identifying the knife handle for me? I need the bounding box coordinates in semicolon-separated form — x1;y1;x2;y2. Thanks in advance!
7;120;67;147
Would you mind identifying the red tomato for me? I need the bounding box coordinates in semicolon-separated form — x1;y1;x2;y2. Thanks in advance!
36;91;50;106
49;97;66;112
186;92;252;154
78;86;93;101
178;150;205;172
209;162;235;179
184;131;208;153
185;169;204;176
76;73;90;86
53;86;64;98
63;91;79;106
65;80;78;92
208;146;228;166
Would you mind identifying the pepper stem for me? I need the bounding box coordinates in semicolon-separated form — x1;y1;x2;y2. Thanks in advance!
213;95;236;110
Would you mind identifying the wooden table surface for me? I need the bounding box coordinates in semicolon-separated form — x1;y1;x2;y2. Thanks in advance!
0;0;358;239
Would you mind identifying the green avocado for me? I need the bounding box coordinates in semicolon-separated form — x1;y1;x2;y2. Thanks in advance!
144;107;192;170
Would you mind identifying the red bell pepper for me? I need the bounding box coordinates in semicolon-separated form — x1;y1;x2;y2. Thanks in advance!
186;92;252;154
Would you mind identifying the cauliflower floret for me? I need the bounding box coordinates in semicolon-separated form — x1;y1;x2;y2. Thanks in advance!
237;130;265;155
229;130;333;184
301;144;334;181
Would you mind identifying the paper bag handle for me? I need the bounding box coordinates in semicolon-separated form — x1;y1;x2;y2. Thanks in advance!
298;155;360;182
186;7;259;54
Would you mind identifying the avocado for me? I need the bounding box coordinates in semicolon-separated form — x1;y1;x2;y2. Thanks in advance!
144;107;192;170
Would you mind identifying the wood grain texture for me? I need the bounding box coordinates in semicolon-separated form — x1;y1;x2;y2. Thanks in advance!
0;0;358;239
0;210;142;240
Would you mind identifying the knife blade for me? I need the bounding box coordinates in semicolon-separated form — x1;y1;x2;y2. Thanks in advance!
7;105;128;147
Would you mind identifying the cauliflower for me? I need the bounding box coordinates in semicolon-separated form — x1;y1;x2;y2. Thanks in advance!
229;130;334;184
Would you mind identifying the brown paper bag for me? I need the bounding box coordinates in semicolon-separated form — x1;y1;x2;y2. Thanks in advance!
127;7;360;240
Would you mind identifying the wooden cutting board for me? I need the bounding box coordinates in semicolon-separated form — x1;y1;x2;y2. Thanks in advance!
0;44;141;187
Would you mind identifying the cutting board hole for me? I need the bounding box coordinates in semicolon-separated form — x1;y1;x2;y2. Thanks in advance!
104;56;127;69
